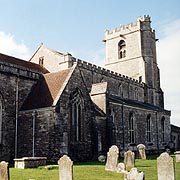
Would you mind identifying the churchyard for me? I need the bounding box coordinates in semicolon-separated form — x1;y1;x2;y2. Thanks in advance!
1;145;180;180
6;154;180;180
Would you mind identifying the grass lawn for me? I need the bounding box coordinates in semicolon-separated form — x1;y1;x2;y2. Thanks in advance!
10;156;180;180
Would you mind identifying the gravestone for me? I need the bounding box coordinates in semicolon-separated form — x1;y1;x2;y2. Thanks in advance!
98;155;106;162
175;151;180;162
105;145;119;171
0;161;9;180
116;162;126;173
137;144;146;159
124;150;135;168
58;155;73;180
125;168;144;180
157;152;175;180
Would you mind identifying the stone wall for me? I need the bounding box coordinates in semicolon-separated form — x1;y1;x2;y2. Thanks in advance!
0;71;39;162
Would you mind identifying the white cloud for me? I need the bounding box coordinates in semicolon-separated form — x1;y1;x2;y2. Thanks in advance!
157;19;180;126
0;31;31;60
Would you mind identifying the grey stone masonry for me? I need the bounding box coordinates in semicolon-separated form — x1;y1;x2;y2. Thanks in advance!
157;152;175;180
58;155;73;180
0;161;9;180
105;145;119;171
124;150;135;168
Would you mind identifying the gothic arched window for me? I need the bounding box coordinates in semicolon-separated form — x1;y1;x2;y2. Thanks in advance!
146;114;151;143
118;40;126;59
161;116;165;142
70;89;84;142
129;113;135;144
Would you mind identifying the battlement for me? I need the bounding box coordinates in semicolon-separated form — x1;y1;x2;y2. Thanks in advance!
104;15;153;39
71;57;143;86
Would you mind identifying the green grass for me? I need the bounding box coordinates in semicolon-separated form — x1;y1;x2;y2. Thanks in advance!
9;156;180;180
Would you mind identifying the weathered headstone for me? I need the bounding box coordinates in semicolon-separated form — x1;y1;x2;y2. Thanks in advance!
58;155;73;180
137;144;146;159
157;152;175;180
105;145;119;171
124;150;135;168
116;162;126;173
125;168;144;180
0;161;9;180
175;151;180;162
98;155;106;162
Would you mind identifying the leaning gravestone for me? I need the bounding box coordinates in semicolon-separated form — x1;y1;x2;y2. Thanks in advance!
157;152;175;180
105;145;119;171
137;144;146;159
124;150;135;168
125;168;144;180
58;155;73;180
0;161;9;180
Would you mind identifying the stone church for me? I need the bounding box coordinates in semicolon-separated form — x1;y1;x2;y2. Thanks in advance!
0;16;173;162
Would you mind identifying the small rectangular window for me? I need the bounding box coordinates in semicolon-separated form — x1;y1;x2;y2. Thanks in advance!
39;57;44;66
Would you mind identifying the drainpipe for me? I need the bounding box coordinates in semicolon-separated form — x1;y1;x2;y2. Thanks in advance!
121;104;125;150
15;77;19;158
32;111;36;157
156;111;159;151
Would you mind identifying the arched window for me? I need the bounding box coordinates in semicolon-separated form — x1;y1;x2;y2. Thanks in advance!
161;116;165;142
70;89;84;142
134;87;138;100
118;83;123;97
118;40;126;59
129;113;135;143
146;114;151;143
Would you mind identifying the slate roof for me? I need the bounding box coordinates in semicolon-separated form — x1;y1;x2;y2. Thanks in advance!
109;94;171;115
21;67;74;110
0;53;49;73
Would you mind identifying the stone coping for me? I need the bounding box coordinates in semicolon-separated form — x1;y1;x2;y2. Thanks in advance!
14;157;47;161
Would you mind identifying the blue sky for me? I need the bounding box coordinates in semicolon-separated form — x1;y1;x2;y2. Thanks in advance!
0;0;180;126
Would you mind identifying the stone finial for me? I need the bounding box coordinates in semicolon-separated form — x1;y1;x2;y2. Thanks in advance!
105;145;119;171
58;155;73;180
0;161;9;180
137;144;146;159
124;150;135;168
157;152;175;180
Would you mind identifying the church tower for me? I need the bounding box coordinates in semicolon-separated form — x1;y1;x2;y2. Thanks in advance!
103;15;164;107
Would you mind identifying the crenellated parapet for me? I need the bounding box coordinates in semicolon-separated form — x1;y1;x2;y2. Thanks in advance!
71;57;144;87
104;15;154;41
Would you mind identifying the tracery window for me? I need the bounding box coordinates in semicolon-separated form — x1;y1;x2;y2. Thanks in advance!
129;113;135;144
70;89;84;142
118;40;126;59
146;114;151;143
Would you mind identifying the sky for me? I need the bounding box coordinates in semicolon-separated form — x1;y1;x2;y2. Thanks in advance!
0;0;180;126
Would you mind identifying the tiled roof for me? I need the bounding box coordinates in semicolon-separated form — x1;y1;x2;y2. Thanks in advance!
20;68;74;110
0;53;49;73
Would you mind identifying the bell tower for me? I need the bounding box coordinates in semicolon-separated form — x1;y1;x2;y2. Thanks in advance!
103;15;164;107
